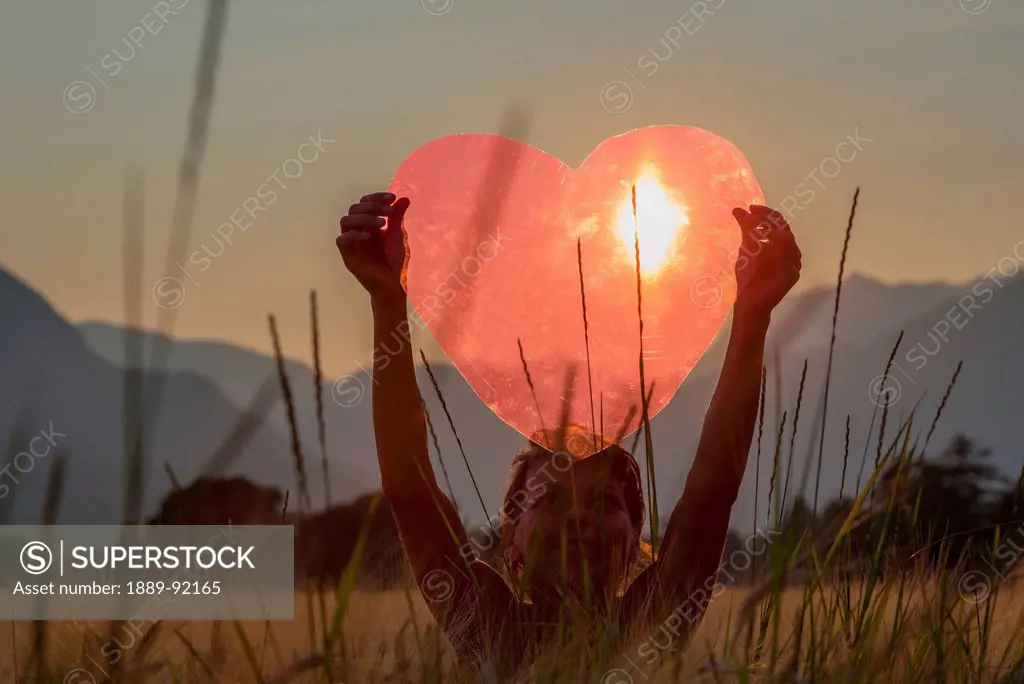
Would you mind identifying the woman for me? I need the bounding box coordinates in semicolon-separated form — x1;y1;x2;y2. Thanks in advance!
336;191;801;679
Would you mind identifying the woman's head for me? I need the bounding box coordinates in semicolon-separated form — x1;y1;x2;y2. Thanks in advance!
499;424;646;599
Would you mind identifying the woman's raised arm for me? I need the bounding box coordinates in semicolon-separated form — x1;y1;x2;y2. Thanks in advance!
623;206;801;630
337;194;511;642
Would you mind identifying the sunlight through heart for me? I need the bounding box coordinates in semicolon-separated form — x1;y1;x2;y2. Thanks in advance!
388;126;762;454
614;166;691;279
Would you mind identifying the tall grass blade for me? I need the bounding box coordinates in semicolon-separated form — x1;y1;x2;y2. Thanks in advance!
202;373;280;476
29;448;66;681
576;237;598;438
632;184;659;548
433;101;533;342
232;620;264;684
268;315;310;512
782;359;809;514
420;351;492;527
162;460;182;491
266;655;326;684
857;330;904;495
629;383;655;458
922;360;963;458
813;187;860;514
310;290;331;507
518;338;548;436
325;493;384;681
140;0;229;492
839;414;851;500
122;170;146;526
422;398;456;503
171;627;216;680
267;313;315;650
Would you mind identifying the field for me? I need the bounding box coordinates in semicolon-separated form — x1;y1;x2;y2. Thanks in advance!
4;575;1023;683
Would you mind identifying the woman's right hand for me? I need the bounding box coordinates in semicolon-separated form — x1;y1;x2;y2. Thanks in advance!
336;191;409;300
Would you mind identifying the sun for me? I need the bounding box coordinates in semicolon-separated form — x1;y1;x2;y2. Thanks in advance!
615;169;690;278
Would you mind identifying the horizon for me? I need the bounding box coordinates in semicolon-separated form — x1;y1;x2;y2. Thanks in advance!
3;259;1008;379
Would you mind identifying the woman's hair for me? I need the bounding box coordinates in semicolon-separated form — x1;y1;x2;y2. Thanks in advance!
498;423;652;583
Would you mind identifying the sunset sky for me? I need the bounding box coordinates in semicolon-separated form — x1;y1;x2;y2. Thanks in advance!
1;0;1021;379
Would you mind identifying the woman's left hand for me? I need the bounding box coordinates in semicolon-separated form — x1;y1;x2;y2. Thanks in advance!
731;205;802;318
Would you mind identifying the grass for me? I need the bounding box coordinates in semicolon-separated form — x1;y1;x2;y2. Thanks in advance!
3;578;1023;683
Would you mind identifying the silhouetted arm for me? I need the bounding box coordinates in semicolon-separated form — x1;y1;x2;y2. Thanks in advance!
371;293;466;553
339;194;512;650
371;294;514;651
370;294;475;566
622;206;800;632
641;311;768;613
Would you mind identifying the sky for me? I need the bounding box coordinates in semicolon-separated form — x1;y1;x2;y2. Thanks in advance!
1;0;1022;380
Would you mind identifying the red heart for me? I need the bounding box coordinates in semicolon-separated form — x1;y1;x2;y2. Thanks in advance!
388;126;762;454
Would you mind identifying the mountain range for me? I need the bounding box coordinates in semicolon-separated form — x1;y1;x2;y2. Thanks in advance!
2;261;1021;531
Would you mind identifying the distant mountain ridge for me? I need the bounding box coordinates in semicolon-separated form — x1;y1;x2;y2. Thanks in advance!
78;268;1024;533
0;265;374;525
3;261;1021;530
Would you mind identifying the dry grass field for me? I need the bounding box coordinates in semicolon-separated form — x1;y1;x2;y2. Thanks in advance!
3;575;1023;683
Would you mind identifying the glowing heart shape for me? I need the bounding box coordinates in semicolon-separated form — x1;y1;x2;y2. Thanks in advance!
389;125;762;455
